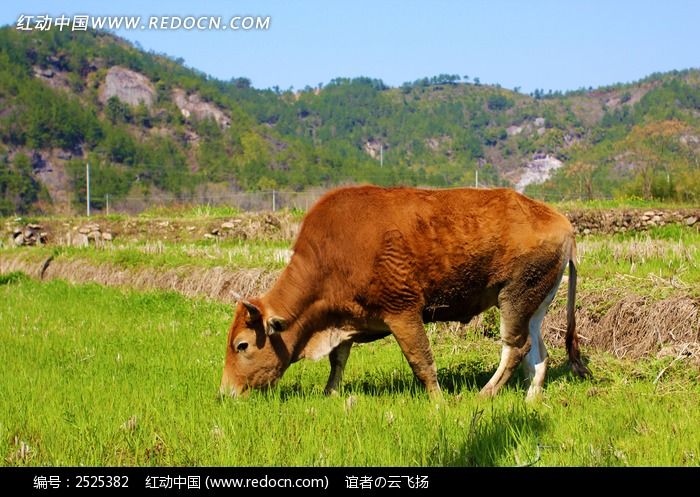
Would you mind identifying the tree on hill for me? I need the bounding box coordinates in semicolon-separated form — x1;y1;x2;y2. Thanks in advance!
0;153;42;215
620;120;692;199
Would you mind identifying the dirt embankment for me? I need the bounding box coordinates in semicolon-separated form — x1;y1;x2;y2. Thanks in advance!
3;211;300;247
566;208;699;235
3;208;699;249
0;252;278;304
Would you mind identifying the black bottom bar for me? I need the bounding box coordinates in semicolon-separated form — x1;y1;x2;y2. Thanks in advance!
2;467;698;495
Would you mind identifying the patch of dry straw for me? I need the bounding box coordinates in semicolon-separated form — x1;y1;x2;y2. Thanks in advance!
544;291;700;362
0;253;279;303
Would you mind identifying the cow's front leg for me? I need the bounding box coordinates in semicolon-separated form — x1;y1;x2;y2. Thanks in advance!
324;341;352;395
384;313;442;399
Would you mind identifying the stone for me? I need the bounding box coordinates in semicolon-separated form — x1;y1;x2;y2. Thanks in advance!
102;232;113;241
74;234;89;247
203;233;216;240
686;216;698;226
78;227;90;234
643;211;656;217
506;125;523;136
221;221;235;229
100;66;155;107
211;228;220;235
13;234;24;246
172;88;230;128
264;214;282;228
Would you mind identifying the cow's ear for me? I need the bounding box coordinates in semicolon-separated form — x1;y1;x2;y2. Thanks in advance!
266;316;287;335
242;300;262;321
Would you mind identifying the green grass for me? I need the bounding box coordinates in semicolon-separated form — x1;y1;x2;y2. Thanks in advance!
0;238;290;272
551;197;699;211
0;271;28;285
137;204;244;219
1;277;699;466
577;225;700;298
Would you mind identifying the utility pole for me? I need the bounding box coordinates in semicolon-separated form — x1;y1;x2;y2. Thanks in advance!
86;161;90;217
380;144;383;168
272;189;276;212
475;169;479;188
105;194;110;216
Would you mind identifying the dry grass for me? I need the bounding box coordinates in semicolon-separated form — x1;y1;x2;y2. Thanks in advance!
578;236;698;266
544;292;700;362
0;253;280;303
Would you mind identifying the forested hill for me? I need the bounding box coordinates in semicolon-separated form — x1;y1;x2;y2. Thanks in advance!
1;27;700;214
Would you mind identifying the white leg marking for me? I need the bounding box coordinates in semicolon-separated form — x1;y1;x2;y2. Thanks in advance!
525;304;547;379
524;261;567;399
526;360;548;401
482;342;515;395
490;345;514;383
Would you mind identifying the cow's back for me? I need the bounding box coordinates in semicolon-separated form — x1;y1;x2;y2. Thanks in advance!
292;186;573;320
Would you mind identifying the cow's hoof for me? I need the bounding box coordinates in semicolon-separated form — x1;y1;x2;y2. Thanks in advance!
525;386;543;402
479;385;497;398
323;387;340;397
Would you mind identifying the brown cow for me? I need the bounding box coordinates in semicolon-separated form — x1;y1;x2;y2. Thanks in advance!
220;186;589;400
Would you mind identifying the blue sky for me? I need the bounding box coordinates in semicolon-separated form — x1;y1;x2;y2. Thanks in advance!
1;1;699;93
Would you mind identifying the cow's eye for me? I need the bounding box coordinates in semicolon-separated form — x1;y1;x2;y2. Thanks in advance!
236;341;249;352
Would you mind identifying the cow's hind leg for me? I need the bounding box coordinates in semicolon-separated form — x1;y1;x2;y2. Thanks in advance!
324;341;352;395
524;279;563;400
524;310;548;401
480;315;531;397
384;313;442;399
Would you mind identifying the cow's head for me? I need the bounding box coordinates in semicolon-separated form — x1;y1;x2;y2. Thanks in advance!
220;298;290;397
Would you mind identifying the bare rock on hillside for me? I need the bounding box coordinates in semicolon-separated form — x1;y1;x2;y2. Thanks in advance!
100;66;155;107
172;89;230;128
514;154;563;192
363;139;389;159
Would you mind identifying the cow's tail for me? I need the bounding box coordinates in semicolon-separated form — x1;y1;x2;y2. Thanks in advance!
566;239;591;378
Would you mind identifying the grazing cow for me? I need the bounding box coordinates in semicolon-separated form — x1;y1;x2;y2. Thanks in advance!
220;186;589;400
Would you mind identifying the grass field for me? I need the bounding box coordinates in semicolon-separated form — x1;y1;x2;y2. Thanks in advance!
1;276;700;467
1;210;699;467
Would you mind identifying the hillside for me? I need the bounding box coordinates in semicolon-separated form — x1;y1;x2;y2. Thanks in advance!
1;27;699;214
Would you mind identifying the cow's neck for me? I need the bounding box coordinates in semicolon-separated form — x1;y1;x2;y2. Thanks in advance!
262;256;323;361
264;256;315;320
